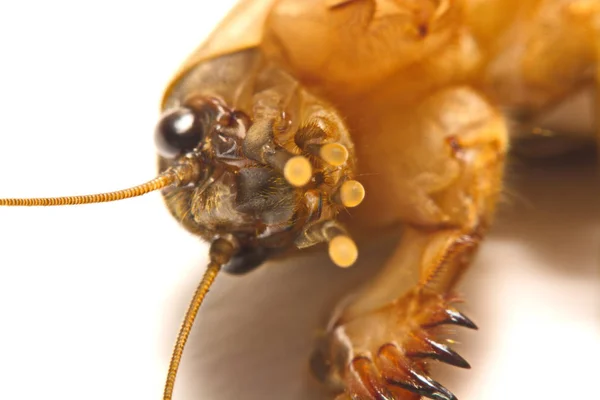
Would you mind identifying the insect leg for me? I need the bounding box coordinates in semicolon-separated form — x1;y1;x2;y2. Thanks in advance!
313;87;508;400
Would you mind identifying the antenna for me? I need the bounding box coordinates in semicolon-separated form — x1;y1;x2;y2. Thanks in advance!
0;158;202;206
1;156;237;399
163;237;236;400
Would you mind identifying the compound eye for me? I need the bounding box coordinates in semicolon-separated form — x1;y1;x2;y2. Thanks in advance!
155;107;204;158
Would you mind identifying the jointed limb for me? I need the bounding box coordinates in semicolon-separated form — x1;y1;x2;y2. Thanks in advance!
314;87;508;400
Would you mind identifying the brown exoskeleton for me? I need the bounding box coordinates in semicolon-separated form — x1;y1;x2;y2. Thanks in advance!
1;1;599;400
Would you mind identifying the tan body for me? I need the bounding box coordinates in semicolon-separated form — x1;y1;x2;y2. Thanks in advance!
162;1;599;399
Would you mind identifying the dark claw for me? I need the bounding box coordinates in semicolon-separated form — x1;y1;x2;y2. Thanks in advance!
424;308;478;330
445;309;478;330
388;370;458;400
409;338;471;369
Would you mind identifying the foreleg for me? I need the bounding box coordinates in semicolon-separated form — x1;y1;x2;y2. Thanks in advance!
313;87;508;400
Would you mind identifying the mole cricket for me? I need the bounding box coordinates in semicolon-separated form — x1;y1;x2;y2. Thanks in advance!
1;1;599;400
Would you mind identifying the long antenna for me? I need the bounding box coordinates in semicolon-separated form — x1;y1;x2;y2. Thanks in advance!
163;237;236;400
0;158;201;206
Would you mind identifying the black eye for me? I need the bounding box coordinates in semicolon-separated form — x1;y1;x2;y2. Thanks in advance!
155;107;204;158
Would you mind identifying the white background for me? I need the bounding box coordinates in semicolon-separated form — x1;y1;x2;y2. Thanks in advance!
0;1;599;400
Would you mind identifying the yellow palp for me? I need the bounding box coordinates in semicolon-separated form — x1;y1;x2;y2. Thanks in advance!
284;155;313;187
339;180;365;208
328;235;358;268
320;143;349;166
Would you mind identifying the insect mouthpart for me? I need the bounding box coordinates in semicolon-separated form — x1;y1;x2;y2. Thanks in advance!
157;95;366;274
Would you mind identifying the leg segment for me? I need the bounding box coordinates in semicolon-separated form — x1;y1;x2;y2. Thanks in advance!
313;87;508;399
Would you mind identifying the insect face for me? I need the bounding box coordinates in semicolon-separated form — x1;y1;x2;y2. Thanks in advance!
155;91;364;274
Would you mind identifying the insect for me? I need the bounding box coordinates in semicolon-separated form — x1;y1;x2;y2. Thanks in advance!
0;1;587;398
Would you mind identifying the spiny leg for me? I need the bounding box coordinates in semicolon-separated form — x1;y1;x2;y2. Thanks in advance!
313;87;508;399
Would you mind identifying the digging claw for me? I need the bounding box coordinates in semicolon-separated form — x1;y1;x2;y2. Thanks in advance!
376;343;459;400
347;348;460;400
394;369;458;400
425;307;478;330
409;338;471;369
313;290;476;400
444;308;478;330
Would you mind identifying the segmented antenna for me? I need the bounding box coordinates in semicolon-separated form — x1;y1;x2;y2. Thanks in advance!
0;158;201;206
163;237;236;400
